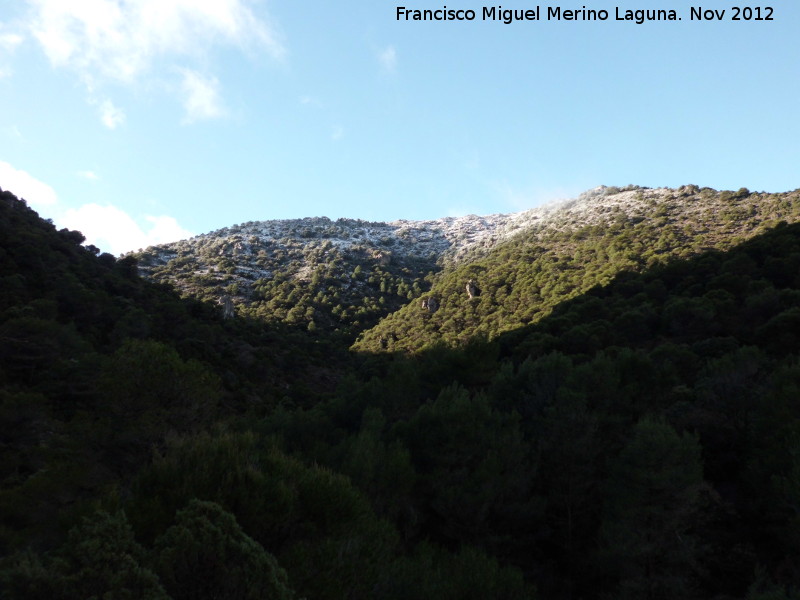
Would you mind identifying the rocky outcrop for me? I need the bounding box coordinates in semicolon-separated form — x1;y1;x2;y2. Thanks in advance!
421;296;439;312
466;279;480;299
219;295;235;319
371;250;392;266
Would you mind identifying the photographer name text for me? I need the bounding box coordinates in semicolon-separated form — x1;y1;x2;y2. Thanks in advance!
395;6;775;24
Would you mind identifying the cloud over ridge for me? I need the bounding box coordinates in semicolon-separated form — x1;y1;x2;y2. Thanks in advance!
1;160;192;255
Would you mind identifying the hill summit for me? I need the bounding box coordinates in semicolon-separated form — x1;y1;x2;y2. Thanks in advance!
134;185;800;346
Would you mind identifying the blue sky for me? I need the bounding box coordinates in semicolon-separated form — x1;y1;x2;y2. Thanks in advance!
1;1;798;254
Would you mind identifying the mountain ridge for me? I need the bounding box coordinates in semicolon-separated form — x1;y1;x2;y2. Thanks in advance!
133;188;612;334
134;184;800;346
355;184;800;351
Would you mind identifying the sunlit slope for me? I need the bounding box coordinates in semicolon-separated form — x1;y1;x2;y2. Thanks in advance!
353;186;800;353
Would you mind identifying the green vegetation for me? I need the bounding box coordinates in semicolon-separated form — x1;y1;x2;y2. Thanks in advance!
135;219;435;339
355;186;800;352
4;184;800;598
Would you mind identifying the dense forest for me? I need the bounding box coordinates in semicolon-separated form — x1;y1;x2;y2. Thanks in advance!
355;186;800;352
135;186;800;349
134;216;440;339
2;184;800;599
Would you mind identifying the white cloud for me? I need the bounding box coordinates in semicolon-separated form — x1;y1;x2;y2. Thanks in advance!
494;181;578;212
0;25;25;78
27;0;284;81
0;31;24;51
144;214;193;244
0;159;189;255
97;98;125;129
24;0;284;124
331;125;344;141
77;170;100;180
378;45;397;72
0;160;58;209
180;69;225;122
60;203;193;255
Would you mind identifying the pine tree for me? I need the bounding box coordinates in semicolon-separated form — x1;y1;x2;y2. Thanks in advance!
1;510;168;600
601;417;706;599
154;499;294;600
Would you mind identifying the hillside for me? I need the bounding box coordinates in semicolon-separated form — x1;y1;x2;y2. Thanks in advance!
4;183;800;599
134;185;800;349
0;186;358;553
0;186;535;599
260;220;800;599
354;185;800;352
133;207;561;336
